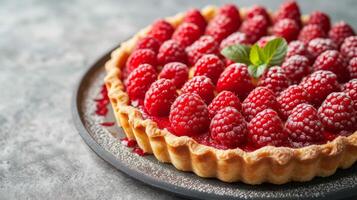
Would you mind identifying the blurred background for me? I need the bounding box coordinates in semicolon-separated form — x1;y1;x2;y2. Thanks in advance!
0;0;356;199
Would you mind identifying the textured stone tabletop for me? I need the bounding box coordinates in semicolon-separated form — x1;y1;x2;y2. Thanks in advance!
0;0;356;199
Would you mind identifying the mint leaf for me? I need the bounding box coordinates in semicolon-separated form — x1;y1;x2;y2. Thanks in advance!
262;38;288;66
248;64;268;78
249;44;265;66
221;44;251;65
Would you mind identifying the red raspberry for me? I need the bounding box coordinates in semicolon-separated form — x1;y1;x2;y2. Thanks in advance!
157;40;187;65
286;103;324;147
258;66;289;95
169;93;209;136
240;15;269;44
318;92;357;132
126;64;157;100
205;15;239;42
281;55;311;84
126;49;157;72
340;36;357;61
224;59;235;67
158;62;188;88
172;22;202;47
286;40;311;60
144;79;177;116
194;54;225;84
183;9;207;33
248;109;287;148
242;87;279;122
216;63;254;100
307;38;337;59
348;57;357;79
257;36;278;48
307;11;331;33
300;70;340;106
274;0;302;27
210;107;248;148
342;79;357;110
208;91;242;119
181;76;215;104
277;85;309;119
219;32;250;51
147;19;174;43
186;35;219;66
273;19;300;42
134;36;160;53
246;5;271;25
313;50;349;82
218;4;241;22
298;24;326;44
329;21;355;47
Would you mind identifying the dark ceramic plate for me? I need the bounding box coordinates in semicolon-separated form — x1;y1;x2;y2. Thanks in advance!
72;45;357;200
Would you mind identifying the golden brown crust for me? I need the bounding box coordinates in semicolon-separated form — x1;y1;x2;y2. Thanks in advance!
104;5;357;184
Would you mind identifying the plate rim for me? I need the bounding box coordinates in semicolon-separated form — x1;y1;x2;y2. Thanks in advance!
71;45;357;200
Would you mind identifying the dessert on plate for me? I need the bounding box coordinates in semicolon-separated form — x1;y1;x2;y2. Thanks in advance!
104;0;357;184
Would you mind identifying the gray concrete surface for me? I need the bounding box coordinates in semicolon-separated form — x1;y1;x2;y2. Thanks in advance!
0;0;356;199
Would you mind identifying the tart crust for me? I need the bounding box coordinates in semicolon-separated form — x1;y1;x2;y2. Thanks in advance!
104;5;357;184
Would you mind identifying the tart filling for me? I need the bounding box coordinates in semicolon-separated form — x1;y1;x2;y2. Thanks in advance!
105;1;357;184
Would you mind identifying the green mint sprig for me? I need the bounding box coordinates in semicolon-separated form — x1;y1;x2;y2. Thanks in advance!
221;37;288;78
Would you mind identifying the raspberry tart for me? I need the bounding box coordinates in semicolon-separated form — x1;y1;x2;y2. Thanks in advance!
105;1;357;184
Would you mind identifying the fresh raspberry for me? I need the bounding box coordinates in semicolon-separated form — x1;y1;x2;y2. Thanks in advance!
218;4;241;22
307;11;331;33
246;5;271;25
208;91;242;119
147;19;175;43
144;79;177;116
134;36;160;53
169;93;209;136
318;92;357;132
194;54;225;84
157;40;187;65
172;22;202;47
343;79;357;110
219;32;250;51
277;85;309;119
126;49;157;72
274;0;302;27
242;87;279;122
340;36;357;61
298;24;327;44
307;38;337;59
273;19;300;42
210;107;247;148
281;55;311;84
224;59;235;67
257;36;278;48
328;21;355;47
181;76;215;104
183;9;207;32
348;57;357;79
216;63;254;100
286;103;324;147
313;50;349;82
158;62;188;88
240;15;269;43
258;66;289;95
286;40;312;61
186;35;219;65
126;64;157;100
205;15;239;42
300;70;340;106
248;109;287;148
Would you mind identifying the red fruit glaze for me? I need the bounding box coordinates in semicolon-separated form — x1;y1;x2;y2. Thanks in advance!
181;76;215;104
126;49;157;72
208;91;242;119
277;85;309;119
121;138;137;148
183;9;207;32
126;64;157;100
169;93;210;136
133;147;146;156
94;84;110;116
210;107;248;148
158;62;188;88
147;19;174;43
194;54;225;84
100;122;115;127
172;22;202;47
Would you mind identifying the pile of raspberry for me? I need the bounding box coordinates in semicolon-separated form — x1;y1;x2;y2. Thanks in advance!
123;1;357;150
